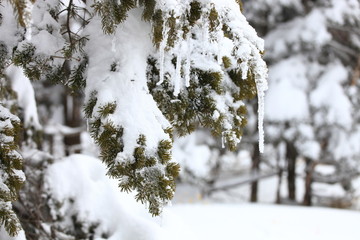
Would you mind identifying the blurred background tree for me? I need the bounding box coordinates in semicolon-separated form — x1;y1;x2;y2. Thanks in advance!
178;0;360;209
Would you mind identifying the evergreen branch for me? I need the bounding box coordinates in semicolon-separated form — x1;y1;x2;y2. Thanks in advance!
50;55;81;62
66;0;74;50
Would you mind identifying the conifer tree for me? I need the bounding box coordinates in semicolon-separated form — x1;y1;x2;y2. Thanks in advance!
1;0;267;234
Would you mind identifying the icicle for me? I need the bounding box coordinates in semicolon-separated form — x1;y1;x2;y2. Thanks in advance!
173;20;183;96
256;79;267;153
158;40;165;85
216;23;223;65
221;132;225;148
24;0;34;41
157;19;168;86
184;59;190;87
240;62;249;80
184;38;191;87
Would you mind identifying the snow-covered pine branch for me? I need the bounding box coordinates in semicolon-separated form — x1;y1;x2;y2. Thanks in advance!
2;0;267;219
0;104;24;237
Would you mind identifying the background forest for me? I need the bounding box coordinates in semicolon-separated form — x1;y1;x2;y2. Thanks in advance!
176;0;360;209
1;0;360;240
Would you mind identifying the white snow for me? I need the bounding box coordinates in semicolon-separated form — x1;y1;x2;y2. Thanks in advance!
312;182;347;198
6;65;41;129
326;0;360;25
85;8;172;158
265;9;331;59
0;2;23;49
42;154;360;240
173;134;215;179
265;57;310;121
0;227;26;240
165;204;360;240
315;164;337;175
84;9;172;161
19;0;65;67
310;63;352;129
45;154;170;240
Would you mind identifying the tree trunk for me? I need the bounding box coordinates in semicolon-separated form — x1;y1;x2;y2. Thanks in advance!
63;90;83;155
286;141;298;201
275;167;283;204
303;158;316;206
250;143;260;202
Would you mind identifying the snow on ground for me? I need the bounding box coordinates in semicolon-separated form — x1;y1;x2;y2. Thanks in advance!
45;154;171;240
165;204;360;240
40;154;360;240
0;228;26;240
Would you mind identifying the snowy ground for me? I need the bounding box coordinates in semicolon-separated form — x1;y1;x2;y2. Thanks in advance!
2;154;360;240
165;204;360;240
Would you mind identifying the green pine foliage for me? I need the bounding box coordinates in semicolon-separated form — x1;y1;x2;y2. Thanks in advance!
0;43;9;79
151;9;164;48
0;44;24;235
85;0;262;215
188;1;202;26
84;93;180;216
13;0;88;90
0;77;19;120
146;0;259;151
8;0;32;27
147;62;254;151
0;104;24;237
93;0;137;34
67;56;88;91
140;0;156;21
13;43;58;81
